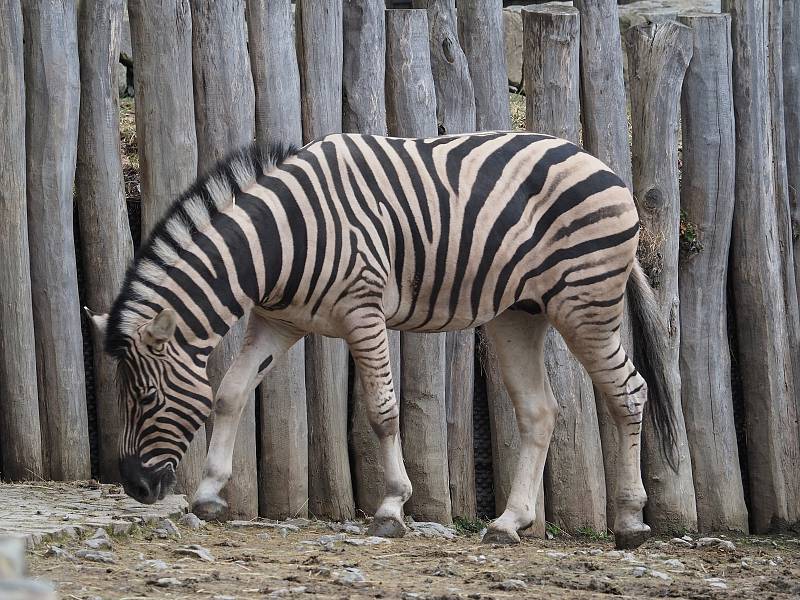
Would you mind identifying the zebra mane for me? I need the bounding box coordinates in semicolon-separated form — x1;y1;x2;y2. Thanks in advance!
105;141;298;360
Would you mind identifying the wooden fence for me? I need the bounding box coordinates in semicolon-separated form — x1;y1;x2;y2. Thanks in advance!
0;0;799;535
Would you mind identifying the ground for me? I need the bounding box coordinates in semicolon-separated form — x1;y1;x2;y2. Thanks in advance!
24;513;800;599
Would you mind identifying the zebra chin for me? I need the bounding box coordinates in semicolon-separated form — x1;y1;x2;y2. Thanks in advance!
119;457;177;505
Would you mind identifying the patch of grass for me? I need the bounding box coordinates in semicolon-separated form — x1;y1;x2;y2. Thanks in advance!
679;209;703;256
453;516;489;535
545;521;565;539
575;526;610;541
509;92;526;131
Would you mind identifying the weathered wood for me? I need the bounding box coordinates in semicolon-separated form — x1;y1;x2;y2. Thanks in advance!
259;342;309;518
386;8;451;524
677;13;748;533
522;5;606;533
342;0;396;517
723;0;800;531
457;0;511;132
22;0;91;481
0;0;43;481
191;0;257;520
247;0;308;520
296;0;354;521
247;0;303;149
786;0;800;307
482;334;545;537
624;21;698;533
75;0;136;483
573;0;635;527
128;0;205;497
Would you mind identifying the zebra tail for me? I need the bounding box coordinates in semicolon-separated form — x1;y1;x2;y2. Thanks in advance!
626;258;680;472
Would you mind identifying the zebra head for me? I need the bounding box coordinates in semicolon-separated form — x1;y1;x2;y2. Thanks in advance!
87;307;213;504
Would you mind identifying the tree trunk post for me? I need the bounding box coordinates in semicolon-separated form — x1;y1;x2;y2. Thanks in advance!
76;0;136;483
128;0;206;495
723;0;800;531
522;4;607;533
22;0;91;481
295;0;354;521
386;8;452;524
677;12;749;533
785;0;800;308
0;0;43;481
342;0;397;517
624;20;698;533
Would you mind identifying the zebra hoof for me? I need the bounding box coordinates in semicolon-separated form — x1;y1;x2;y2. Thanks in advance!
481;527;521;545
367;517;407;538
191;496;228;522
614;524;651;550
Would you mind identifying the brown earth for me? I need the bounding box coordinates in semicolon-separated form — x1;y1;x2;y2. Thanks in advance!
26;518;800;600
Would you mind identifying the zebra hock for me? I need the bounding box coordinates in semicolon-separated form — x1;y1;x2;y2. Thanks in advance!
86;131;678;550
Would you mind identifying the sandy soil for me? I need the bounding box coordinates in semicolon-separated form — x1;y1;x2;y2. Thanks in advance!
26;518;800;600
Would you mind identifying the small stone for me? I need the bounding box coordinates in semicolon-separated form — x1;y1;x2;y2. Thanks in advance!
229;520;299;532
344;536;390;546
179;513;205;530
283;518;311;528
705;577;728;589
589;549;603;556
336;567;366;586
317;533;346;545
697;537;736;551
45;546;73;560
663;558;685;571
269;587;307;597
670;537;693;548
214;596;237;600
649;569;671;581
61;526;80;539
110;521;133;535
401;593;422;600
632;566;647;577
681;534;694;542
606;550;625;558
408;522;457;540
136;559;169;572
75;550;117;564
495;579;527;591
257;533;271;541
156;518;181;538
153;577;183;587
174;544;215;562
84;537;113;550
546;551;568;559
468;555;487;564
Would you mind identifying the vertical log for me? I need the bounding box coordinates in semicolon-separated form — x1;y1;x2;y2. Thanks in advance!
573;0;635;528
247;0;308;520
386;8;452;524
785;0;800;307
0;0;43;481
296;0;354;521
342;0;396;517
76;0;136;483
22;0;91;481
191;0;257;520
128;0;206;495
677;13;748;533
522;5;606;533
723;0;800;532
625;21;698;533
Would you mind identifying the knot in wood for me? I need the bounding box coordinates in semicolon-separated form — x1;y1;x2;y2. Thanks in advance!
642;187;665;212
442;37;456;64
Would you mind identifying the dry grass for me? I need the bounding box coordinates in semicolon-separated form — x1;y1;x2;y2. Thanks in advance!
509;92;526;131
119;97;139;204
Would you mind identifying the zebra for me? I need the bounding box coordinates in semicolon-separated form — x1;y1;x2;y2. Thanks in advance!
87;131;677;550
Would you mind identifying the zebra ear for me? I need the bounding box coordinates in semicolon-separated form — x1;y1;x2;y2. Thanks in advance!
143;308;177;346
84;307;108;337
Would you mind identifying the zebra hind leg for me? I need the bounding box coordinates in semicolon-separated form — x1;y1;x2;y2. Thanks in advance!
346;317;411;538
481;311;555;544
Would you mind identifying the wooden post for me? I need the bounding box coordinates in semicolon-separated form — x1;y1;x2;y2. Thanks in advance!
191;0;258;520
22;0;91;481
625;21;698;533
522;5;606;533
342;0;397;517
247;0;303;149
723;0;800;531
296;0;354;520
785;0;800;307
0;0;43;482
246;0;308;519
677;13;748;533
128;0;206;496
386;9;452;524
75;0;136;483
573;0;634;528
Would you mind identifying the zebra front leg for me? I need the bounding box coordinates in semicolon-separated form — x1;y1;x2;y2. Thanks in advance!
482;312;555;544
346;318;411;537
192;315;303;521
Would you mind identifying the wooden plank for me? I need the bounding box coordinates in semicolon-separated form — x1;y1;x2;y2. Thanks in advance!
0;0;43;481
785;0;800;309
342;0;396;517
677;12;748;533
624;20;698;533
22;0;91;481
75;0;136;483
246;0;308;520
386;8;452;524
190;0;257;520
296;0;354;521
723;0;800;532
128;0;206;495
522;4;606;533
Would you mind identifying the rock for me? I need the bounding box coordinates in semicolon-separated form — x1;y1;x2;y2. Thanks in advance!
328;521;365;535
229;520;299;533
174;544;215;562
269;587;307;597
214;596;237;600
408;522;456;540
705;577;728;589
681;534;694;542
697;537;736;551
649;569;671;581
589;549;603;556
178;513;205;530
84;537;112;550
136;559;169;572
632;566;647;577
401;593;423;600
494;579;527;591
44;546;73;560
153;577;183;587
110;521;133;535
155;518;181;538
75;550;117;564
344;536;390;546
336;567;366;586
663;558;685;571
670;537;693;548
546;551;568;559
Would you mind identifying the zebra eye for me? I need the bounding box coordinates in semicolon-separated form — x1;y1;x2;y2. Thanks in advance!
142;391;158;406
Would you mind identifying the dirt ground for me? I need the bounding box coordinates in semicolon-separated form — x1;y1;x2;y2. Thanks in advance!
26;517;800;600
